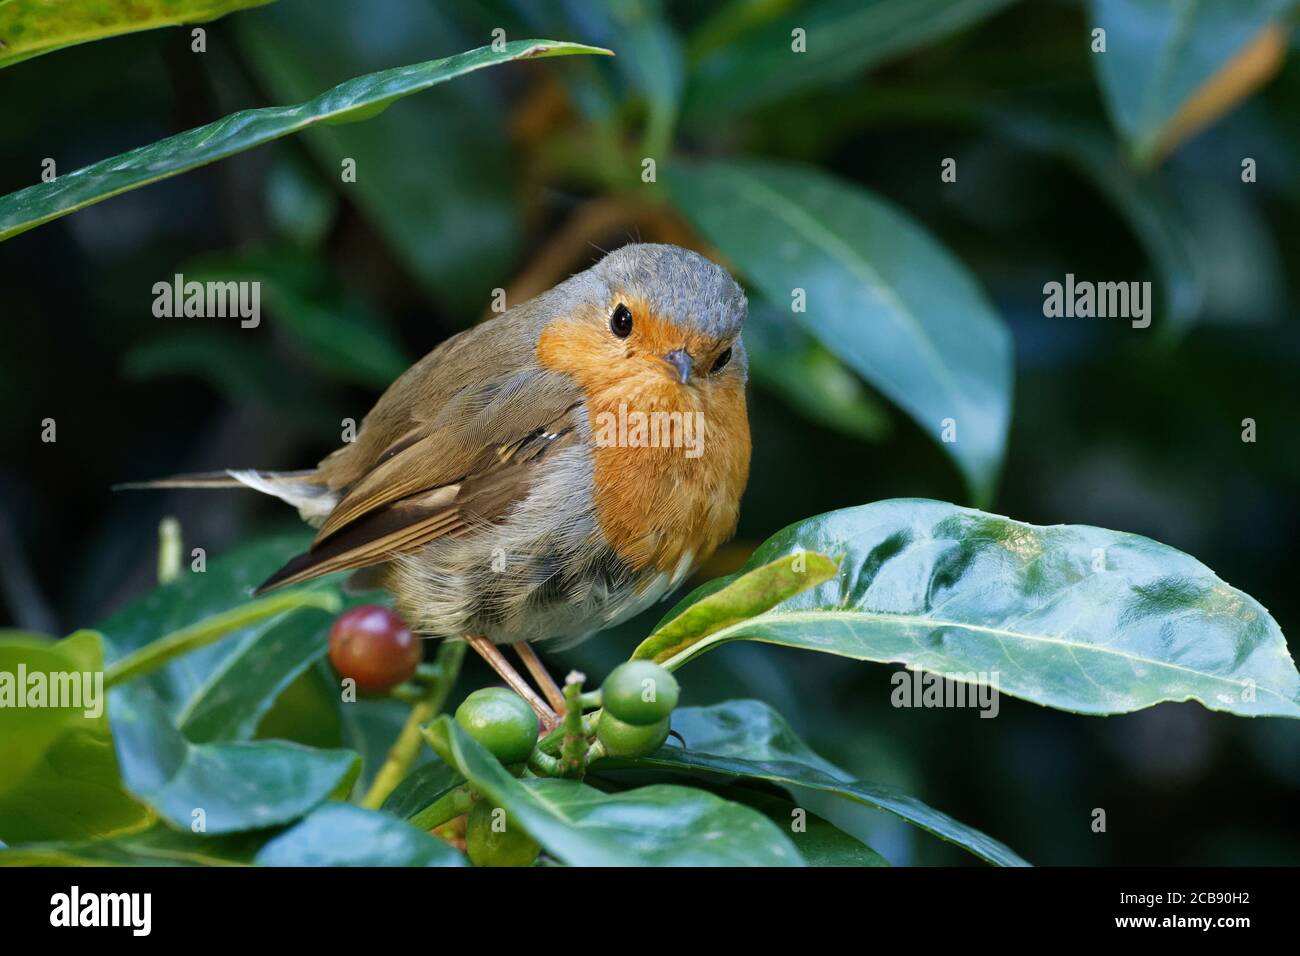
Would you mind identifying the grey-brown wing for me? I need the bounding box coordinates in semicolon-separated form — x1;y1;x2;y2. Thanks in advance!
256;368;583;593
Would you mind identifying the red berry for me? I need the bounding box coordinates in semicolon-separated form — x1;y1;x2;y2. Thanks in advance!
327;605;422;692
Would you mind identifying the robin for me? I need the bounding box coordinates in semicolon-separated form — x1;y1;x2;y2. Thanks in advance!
127;244;751;727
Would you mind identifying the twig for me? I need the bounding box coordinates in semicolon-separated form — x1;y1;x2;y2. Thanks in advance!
360;639;467;810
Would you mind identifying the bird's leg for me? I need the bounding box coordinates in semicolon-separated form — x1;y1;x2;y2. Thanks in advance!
463;633;558;730
513;641;567;714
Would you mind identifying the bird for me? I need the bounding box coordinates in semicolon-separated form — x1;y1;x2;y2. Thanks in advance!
123;243;751;728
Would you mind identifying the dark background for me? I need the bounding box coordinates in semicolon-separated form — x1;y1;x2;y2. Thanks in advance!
1;0;1297;864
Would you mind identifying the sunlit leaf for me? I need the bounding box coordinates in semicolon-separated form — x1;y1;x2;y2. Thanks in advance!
633;551;839;664
0;631;151;843
0;0;273;69
652;499;1300;718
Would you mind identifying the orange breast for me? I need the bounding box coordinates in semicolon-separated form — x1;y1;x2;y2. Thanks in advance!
536;305;751;577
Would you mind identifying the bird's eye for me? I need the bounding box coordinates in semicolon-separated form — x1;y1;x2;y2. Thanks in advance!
610;303;633;338
710;346;733;374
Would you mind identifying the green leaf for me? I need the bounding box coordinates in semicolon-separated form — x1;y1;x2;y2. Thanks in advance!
253;803;466;867
110;679;359;834
634;700;1024;865
722;789;891;866
1087;0;1296;164
0;631;152;843
686;0;802;62
0;0;274;69
604;0;684;154
103;589;339;691
0;38;611;242
649;499;1300;718
667;159;1012;504
423;716;802;866
683;0;1020;120
232;4;527;314
746;301;891;442
340;697;436;799
633;551;839;664
0;825;265;866
380;757;463;821
97;532;321;718
176;610;330;744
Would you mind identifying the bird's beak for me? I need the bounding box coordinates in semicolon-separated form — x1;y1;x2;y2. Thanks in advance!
661;348;693;384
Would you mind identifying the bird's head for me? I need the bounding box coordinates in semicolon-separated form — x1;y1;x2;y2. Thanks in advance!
536;243;748;412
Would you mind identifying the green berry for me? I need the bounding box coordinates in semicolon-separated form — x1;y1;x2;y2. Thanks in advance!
465;800;540;867
595;710;671;758
601;661;679;725
454;688;539;765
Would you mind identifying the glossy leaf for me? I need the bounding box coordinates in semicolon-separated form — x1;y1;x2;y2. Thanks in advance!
340;697;437;799
0;631;151;843
633;700;1024;865
380;756;463;821
111;679;358;833
647;500;1300;718
254;803;465;867
423;716;801;866
0;0;273;69
683;0;1020;120
667;158;1013;505
727;789;890;866
633;551;839;663
1088;0;1295;164
97;533;325;718
0;39;611;242
176;611;330;744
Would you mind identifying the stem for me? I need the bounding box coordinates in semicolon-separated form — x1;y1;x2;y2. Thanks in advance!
559;672;589;778
104;589;340;689
360;639;466;810
541;712;598;754
157;517;181;584
528;749;563;777
408;784;475;831
415;662;441;682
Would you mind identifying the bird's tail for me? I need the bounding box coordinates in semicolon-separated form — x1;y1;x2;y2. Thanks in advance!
115;469;338;526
